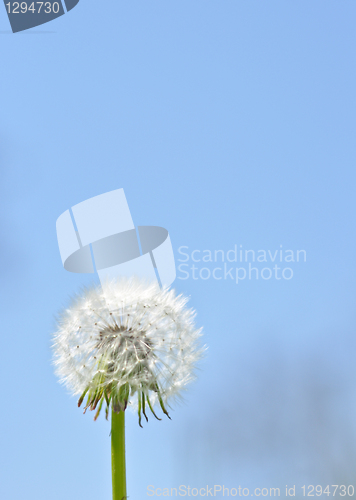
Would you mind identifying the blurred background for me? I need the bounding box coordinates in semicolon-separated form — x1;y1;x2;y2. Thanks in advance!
0;1;355;498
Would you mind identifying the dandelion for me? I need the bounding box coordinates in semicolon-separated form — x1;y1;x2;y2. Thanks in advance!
52;277;204;500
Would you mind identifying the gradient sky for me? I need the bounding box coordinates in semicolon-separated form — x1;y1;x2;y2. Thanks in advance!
1;1;356;499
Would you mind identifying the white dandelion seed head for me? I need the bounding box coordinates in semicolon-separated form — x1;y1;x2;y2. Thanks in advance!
52;277;204;423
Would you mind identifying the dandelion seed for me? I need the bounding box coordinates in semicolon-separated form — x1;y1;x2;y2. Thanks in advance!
52;278;204;424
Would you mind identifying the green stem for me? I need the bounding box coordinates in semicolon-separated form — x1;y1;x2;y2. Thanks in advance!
111;409;127;500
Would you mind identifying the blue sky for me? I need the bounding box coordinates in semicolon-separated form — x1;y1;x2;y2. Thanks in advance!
1;1;356;499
